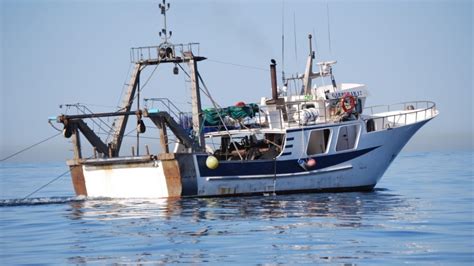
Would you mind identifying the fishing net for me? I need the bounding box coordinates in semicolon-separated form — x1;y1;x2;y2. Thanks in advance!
203;103;260;127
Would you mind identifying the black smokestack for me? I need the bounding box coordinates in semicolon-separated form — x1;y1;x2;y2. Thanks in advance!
270;59;278;101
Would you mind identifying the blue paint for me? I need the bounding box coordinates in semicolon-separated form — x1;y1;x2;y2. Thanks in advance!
197;146;379;177
148;108;160;114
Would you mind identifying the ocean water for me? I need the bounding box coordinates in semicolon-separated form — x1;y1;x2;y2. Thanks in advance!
0;152;473;265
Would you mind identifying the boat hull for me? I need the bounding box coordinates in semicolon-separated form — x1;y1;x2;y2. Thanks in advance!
195;120;429;196
68;118;431;198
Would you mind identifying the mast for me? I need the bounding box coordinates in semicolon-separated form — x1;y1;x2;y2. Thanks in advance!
158;0;172;44
302;34;314;95
108;0;206;156
185;51;205;150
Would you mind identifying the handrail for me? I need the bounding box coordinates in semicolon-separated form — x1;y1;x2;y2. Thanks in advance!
364;101;436;115
362;101;437;131
130;43;200;63
144;98;186;120
200;100;437;135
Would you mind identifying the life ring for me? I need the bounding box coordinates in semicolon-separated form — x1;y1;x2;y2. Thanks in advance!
340;93;356;113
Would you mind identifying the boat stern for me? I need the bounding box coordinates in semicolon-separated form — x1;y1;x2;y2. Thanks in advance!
67;153;198;198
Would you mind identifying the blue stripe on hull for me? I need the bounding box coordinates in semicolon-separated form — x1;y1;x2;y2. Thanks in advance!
197;146;379;177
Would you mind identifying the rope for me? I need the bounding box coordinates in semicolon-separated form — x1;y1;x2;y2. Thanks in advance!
0;132;61;162
139;64;159;91
176;62;242;158
116;62;134;108
327;3;332;55
293;12;298;65
176;63;213;99
48;120;63;132
207;59;269;72
0;132;70;200
22;169;71;200
128;64;159;105
197;72;243;160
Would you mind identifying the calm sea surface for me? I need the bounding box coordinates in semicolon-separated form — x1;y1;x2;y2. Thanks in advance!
1;151;473;265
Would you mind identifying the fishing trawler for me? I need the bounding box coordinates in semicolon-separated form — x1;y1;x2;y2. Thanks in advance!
50;1;438;198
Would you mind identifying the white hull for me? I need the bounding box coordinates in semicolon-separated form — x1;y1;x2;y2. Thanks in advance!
83;161;169;198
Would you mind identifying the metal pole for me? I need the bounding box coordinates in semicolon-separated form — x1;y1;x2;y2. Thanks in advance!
137;73;140;156
71;123;82;159
186;53;205;150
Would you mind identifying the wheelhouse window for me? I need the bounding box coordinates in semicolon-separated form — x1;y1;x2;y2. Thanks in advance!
336;124;360;151
307;129;331;155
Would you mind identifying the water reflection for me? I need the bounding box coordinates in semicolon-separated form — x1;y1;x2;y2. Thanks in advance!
64;189;417;264
66;189;413;224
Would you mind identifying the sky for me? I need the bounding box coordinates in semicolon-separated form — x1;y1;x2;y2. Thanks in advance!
1;0;472;162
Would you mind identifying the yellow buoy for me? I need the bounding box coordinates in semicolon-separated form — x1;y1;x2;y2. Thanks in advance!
206;156;219;169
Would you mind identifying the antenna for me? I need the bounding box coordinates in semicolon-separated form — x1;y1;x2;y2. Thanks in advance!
326;3;332;55
308;33;313;56
293;12;298;65
158;0;172;43
312;28;319;60
281;1;286;84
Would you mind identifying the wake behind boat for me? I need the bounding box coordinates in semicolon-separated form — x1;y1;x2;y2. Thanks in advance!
50;1;438;198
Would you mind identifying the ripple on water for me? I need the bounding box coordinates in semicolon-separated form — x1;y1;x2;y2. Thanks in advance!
1;152;473;264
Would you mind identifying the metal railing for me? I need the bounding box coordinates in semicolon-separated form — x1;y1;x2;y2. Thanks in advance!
142;98;193;150
143;98;190;126
362;101;437;131
130;43;200;63
199;100;437;134
201;99;347;133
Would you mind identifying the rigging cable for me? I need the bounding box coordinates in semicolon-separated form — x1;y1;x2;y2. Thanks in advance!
281;0;286;83
22;169;71;200
293;12;298;65
125;64;159;108
176;63;213;100
196;72;244;160
106;64;159;142
22;128;161;200
111;64;159;114
327;3;332;55
0;133;61;162
313;28;319;61
207;59;269;72
49;120;63;132
116;62;134;108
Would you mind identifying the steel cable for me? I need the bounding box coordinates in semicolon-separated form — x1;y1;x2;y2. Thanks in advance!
22;169;71;200
0;132;62;162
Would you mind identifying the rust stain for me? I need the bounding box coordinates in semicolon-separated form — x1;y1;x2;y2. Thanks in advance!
70;165;87;196
218;187;236;195
161;159;182;197
157;153;176;161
